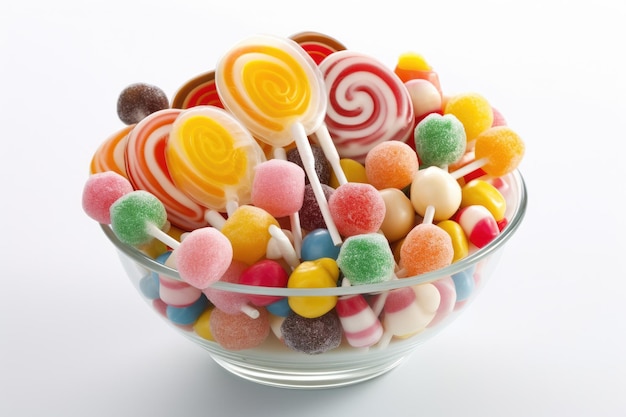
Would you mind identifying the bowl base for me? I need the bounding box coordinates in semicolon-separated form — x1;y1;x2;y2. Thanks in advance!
210;354;407;389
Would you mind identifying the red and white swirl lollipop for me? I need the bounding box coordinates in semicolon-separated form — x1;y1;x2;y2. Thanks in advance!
319;50;415;164
125;108;209;231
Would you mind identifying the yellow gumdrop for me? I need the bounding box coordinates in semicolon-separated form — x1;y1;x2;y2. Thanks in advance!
474;126;525;177
221;205;279;265
444;92;493;142
437;220;469;263
329;158;368;188
397;52;432;71
193;307;215;341
287;258;339;318
461;179;507;221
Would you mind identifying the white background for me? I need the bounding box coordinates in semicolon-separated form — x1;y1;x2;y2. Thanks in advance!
2;1;625;416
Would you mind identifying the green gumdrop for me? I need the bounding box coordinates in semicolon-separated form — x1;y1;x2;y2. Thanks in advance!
336;233;395;285
110;190;167;246
414;113;466;167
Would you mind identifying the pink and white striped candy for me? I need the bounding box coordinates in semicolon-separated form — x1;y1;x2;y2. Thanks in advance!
319;50;414;163
125;108;208;231
455;205;500;249
335;293;383;348
159;276;203;308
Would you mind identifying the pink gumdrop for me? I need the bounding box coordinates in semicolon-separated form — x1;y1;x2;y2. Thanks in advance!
82;171;133;224
328;182;386;237
203;261;259;317
175;227;233;289
455;205;500;249
238;259;289;307
491;106;507;127
209;307;270;350
251;159;305;218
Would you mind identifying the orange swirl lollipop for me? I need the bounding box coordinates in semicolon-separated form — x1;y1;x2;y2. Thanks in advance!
171;70;224;110
165;105;266;213
89;125;133;177
215;34;343;244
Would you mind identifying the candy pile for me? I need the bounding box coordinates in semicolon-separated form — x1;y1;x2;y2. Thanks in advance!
83;31;525;355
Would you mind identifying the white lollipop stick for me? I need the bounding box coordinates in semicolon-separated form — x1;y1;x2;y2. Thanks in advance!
267;225;300;269
448;157;489;180
293;123;342;245
146;223;181;249
313;124;348;186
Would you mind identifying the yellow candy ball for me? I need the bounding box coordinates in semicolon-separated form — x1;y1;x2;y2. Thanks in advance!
437;220;469;263
329;158;368;188
221;205;279;265
193;307;215;341
444;92;493;142
288;258;339;318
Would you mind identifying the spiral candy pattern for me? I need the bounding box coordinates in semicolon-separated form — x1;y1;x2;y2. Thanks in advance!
166;106;266;212
320;50;414;163
171;71;224;110
215;35;327;147
89;125;133;177
125;108;208;231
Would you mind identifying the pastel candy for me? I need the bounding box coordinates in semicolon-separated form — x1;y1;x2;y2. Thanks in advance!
444;92;493;142
400;223;453;276
220;205;279;265
379;188;416;243
209;307;270;351
328;182;386;237
414;113;466;168
336;293;383;348
410;166;462;222
364;141;419;190
451;266;476;301
474;126;525;177
82;171;133;224
436;219;469;263
461;179;507;222
166;294;209;326
251;159;306;218
203;261;258;317
455;205;500;249
109;190;168;247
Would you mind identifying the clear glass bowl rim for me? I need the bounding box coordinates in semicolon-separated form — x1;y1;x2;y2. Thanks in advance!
101;169;527;297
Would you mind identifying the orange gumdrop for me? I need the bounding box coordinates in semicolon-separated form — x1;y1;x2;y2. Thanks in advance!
400;224;453;276
364;141;419;190
474;126;525;177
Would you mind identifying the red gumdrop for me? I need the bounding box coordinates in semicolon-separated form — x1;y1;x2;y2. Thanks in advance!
239;259;289;306
328;183;386;237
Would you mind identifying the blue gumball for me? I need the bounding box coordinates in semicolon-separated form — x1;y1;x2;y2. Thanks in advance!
301;229;340;261
451;266;476;302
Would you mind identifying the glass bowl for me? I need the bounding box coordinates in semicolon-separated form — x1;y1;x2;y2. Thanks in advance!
100;169;527;389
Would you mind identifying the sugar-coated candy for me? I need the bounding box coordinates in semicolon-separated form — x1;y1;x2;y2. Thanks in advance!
444;92;493;142
461;179;506;222
174;227;233;289
400;223;453;276
320;50;415;163
378;287;428;347
336;233;395;285
410;166;462;222
280;311;342;354
290;31;347;65
89;125;132;177
251;159;306;218
328;182;386;237
300;228;341;261
329;158;367;188
171;70;224;109
82;171;133;224
221;205;279;265
474;126;525;177
336;291;383;348
109;190;168;247
203;261;259;318
414;113;466;168
158;251;203;307
286;145;330;185
364;141;419;190
166;294;209;326
299;183;335;231
436;219;469;263
288;258;339;318
455;205;500;249
117;82;170;125
239;259;289;307
379;188;416;243
209;307;270;351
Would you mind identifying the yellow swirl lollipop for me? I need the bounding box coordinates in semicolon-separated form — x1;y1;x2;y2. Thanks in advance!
216;34;343;245
165;106;266;213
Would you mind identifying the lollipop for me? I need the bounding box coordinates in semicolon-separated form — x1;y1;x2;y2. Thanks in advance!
215;34;343;245
414;113;467;169
109;190;180;249
319;50;415;164
82;171;133;224
171;70;224;109
289;31;347;65
125;108;208;231
448;125;525;180
89;125;133;177
165;105;266;213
